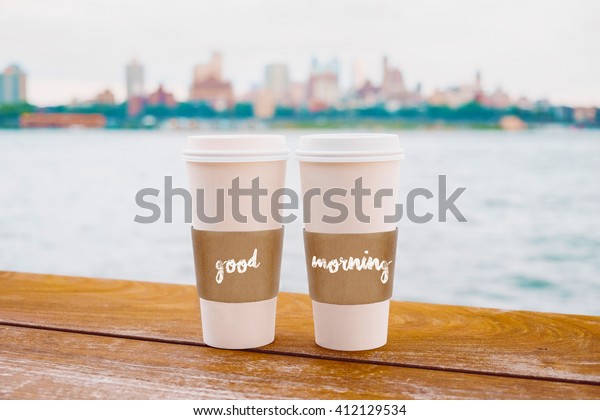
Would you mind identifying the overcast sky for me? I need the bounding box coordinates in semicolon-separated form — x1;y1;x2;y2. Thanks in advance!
1;0;599;106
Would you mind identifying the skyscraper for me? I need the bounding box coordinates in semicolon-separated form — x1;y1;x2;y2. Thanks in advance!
307;58;339;111
381;56;405;101
253;89;276;119
125;59;145;100
193;52;222;83
0;64;27;104
264;64;290;104
189;52;234;110
351;58;367;91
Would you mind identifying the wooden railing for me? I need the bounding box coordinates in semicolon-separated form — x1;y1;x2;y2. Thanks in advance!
1;271;599;399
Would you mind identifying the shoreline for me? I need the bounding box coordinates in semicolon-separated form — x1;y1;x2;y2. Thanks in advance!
1;121;598;131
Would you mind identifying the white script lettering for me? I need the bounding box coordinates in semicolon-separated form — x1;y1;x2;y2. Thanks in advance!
311;250;392;284
215;248;260;284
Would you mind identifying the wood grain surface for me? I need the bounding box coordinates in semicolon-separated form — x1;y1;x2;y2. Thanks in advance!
2;325;599;399
1;271;599;389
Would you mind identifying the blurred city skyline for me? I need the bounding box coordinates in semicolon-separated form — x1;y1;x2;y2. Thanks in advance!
1;0;599;107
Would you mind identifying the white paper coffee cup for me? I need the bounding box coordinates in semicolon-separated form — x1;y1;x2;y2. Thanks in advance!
183;134;289;349
297;133;404;351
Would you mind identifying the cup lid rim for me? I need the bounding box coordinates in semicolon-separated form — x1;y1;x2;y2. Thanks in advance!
296;132;405;162
183;134;290;162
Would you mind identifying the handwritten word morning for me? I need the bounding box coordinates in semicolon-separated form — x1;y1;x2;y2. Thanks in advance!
311;251;392;284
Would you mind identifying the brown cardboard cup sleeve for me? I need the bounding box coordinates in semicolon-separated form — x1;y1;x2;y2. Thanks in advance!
191;227;284;303
304;229;398;305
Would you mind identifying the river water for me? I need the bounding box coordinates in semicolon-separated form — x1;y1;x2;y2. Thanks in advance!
1;128;599;315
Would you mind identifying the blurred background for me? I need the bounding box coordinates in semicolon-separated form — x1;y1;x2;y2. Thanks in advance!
1;0;599;315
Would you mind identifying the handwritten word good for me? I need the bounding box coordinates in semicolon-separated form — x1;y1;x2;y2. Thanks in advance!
215;249;260;284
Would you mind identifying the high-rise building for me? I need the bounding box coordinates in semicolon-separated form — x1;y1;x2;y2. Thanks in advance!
381;56;406;102
253;89;276;119
125;59;144;100
193;52;222;83
189;52;234;110
125;59;145;117
0;64;27;104
307;58;339;111
287;82;307;108
264;64;290;104
351;58;367;91
475;71;482;94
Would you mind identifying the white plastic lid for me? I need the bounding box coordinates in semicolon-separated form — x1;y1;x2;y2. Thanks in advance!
183;134;290;162
296;133;405;162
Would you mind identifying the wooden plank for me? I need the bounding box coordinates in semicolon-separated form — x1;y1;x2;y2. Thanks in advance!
1;271;599;384
1;325;599;399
